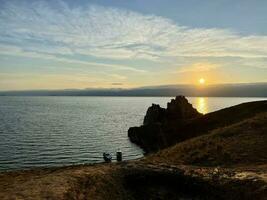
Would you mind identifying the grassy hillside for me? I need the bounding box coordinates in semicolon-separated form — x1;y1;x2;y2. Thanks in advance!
148;112;267;167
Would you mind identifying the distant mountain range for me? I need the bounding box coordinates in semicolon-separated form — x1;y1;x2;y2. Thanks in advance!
0;83;267;97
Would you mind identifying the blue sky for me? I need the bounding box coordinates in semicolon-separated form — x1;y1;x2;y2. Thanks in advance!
0;0;267;90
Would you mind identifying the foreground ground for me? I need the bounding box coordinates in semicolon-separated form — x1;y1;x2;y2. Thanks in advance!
1;161;267;200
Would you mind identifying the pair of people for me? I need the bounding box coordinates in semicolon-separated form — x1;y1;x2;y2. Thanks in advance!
103;151;122;162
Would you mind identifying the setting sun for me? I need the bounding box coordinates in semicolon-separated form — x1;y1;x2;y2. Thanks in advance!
199;78;205;84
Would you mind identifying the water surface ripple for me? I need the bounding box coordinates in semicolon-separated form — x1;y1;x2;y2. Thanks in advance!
0;96;266;171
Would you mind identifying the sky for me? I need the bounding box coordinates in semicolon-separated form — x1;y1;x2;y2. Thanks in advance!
0;0;267;90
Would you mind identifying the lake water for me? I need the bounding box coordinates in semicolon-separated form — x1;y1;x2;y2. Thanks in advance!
0;96;266;171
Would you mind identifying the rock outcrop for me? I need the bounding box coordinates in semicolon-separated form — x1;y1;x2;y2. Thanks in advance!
128;96;202;152
143;96;200;125
128;96;267;153
143;104;166;125
166;96;200;120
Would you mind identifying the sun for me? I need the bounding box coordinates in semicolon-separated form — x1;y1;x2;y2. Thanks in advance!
199;78;205;85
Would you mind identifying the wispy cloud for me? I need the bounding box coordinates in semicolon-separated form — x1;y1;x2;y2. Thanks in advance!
0;44;146;73
111;83;123;86
0;0;266;90
175;63;220;74
1;0;267;62
110;74;127;80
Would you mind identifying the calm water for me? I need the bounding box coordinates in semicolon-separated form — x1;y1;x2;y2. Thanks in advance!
0;96;266;171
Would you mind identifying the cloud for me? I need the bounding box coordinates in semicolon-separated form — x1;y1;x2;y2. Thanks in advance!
0;72;128;90
0;0;267;87
175;63;220;73
0;0;267;70
110;74;127;80
0;44;146;73
111;83;123;86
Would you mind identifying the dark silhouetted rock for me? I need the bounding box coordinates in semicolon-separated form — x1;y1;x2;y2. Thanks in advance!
143;96;200;125
143;104;166;125
128;123;168;152
128;96;202;152
166;96;200;120
128;96;267;153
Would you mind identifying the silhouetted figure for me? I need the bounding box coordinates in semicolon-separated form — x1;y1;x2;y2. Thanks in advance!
103;152;112;162
116;150;122;161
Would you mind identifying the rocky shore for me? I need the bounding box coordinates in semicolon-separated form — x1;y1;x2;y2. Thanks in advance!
1;96;267;199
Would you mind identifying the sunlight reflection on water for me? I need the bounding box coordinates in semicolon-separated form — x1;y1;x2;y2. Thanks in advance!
196;97;207;114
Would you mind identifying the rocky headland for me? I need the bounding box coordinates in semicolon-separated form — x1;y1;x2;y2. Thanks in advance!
128;96;267;153
1;96;267;200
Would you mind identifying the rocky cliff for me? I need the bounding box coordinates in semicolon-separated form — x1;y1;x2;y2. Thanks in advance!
128;96;267;153
128;96;202;152
143;96;201;125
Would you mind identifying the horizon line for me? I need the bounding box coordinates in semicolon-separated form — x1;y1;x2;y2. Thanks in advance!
1;82;267;93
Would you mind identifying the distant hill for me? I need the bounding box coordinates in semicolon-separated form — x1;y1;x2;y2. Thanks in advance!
0;82;267;97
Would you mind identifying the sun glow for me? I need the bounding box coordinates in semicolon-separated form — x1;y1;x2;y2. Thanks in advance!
199;78;205;85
